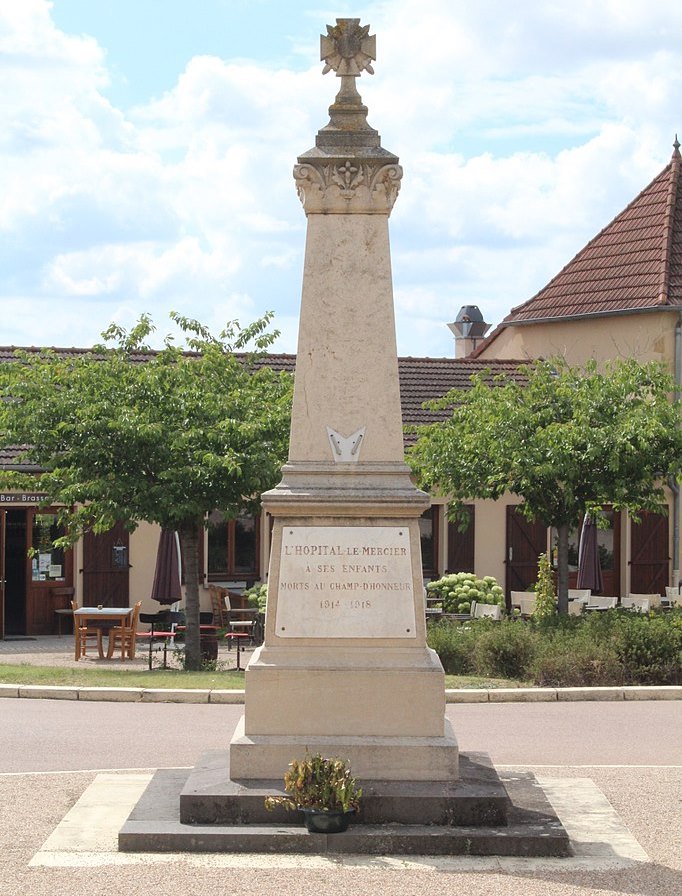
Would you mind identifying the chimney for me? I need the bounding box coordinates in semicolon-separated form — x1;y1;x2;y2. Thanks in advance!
448;306;490;358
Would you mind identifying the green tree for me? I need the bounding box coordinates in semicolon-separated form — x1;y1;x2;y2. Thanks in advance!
408;358;682;614
0;312;292;669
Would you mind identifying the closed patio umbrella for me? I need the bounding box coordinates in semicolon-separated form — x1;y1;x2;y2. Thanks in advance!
577;513;603;594
150;529;182;606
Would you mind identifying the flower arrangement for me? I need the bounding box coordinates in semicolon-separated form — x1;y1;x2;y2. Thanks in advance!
264;753;362;815
426;572;504;615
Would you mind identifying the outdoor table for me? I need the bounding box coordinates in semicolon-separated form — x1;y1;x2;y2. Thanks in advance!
73;606;133;660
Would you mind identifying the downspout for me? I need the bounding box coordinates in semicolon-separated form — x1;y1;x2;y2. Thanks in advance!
670;311;682;587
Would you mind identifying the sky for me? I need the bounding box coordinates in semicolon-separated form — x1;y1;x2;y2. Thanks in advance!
2;0;682;358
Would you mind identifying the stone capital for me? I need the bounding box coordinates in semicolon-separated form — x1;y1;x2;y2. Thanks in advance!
293;158;403;215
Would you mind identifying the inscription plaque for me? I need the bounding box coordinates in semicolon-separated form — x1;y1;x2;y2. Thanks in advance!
275;526;417;638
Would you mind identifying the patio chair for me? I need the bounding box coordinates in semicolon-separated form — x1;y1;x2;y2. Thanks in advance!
568;597;589;616
585;596;617;610
472;603;502;621
208;585;230;628
664;586;681;608
137;609;179;669
107;601;142;660
568;589;591;602
510;591;536;618
224;592;257;644
626;592;661;609
71;601;103;658
621;596;650;613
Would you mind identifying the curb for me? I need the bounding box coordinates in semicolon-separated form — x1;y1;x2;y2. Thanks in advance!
1;683;680;704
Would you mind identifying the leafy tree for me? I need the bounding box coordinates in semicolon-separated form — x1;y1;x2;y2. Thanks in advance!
408;358;682;614
0;312;292;669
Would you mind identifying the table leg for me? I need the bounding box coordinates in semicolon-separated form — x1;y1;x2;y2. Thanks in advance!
74;627;80;661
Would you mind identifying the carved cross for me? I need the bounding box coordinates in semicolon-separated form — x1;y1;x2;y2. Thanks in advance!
321;18;376;77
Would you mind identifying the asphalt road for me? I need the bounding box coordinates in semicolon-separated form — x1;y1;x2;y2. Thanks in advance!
2;698;680;773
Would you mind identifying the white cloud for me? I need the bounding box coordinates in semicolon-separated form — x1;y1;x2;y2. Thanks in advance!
1;0;681;355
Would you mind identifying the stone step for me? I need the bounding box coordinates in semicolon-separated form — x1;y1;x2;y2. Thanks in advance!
118;758;571;858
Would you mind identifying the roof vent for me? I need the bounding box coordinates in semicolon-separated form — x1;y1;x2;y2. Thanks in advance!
447;306;490;357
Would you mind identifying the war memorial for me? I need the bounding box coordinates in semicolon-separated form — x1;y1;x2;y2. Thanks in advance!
119;19;570;856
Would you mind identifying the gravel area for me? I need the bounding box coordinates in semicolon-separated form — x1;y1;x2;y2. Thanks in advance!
2;765;680;896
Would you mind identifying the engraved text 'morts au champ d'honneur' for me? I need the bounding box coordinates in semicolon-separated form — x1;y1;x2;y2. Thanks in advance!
274;527;417;639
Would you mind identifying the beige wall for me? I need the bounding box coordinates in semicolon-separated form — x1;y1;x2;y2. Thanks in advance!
479;311;677;367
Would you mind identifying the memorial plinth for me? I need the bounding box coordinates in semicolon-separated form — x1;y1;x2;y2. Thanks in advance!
229;18;457;782
118;21;571;857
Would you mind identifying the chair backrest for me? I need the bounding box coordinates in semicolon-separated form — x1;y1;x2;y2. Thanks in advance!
70;600;78;612
627;592;661;608
511;591;536;616
590;596;617;609
568;599;586;616
621;596;650;612
208;585;229;626
568;589;591;602
665;586;681;606
473;603;502;620
129;601;142;633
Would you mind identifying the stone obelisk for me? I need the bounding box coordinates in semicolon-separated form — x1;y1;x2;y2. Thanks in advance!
230;19;458;782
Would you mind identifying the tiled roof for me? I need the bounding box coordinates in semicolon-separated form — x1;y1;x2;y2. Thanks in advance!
0;348;523;464
0;445;40;471
397;357;525;443
495;140;682;326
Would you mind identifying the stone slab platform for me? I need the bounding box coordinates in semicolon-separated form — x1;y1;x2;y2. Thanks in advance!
180;750;507;827
119;756;571;857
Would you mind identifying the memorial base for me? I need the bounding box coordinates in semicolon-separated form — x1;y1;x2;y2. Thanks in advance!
118;751;571;857
229;715;460;782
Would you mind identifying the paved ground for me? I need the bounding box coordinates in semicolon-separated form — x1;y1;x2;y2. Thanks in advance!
1;764;680;896
0;634;256;670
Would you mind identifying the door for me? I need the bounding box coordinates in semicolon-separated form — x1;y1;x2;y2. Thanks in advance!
82;522;130;607
630;512;669;595
506;506;547;605
1;510;28;637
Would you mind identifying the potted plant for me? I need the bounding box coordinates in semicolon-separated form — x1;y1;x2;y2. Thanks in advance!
264;753;362;833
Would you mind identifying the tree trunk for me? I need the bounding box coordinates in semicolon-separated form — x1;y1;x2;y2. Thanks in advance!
556;522;570;615
179;519;202;670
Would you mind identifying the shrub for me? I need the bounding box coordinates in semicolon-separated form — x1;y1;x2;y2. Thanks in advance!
426;619;476;674
532;631;622;687
426;572;505;615
614;611;682;684
472;620;537;679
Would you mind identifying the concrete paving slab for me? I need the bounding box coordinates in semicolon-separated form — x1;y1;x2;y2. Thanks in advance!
29;769;651;872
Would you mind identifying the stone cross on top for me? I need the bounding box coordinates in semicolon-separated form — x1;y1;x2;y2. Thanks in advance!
321;18;376;77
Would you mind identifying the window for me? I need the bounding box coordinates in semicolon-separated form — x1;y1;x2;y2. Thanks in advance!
31;513;65;582
207;510;259;581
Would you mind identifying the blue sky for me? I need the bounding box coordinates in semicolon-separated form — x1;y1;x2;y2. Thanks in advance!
2;1;682;356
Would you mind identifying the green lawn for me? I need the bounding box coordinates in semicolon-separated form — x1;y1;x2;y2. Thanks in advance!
0;663;521;691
